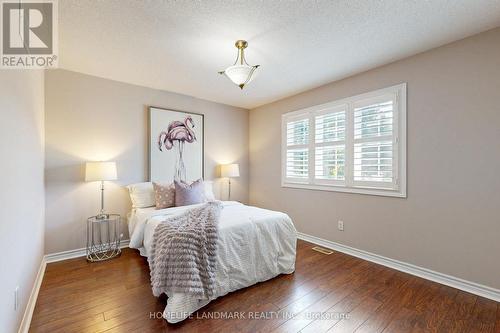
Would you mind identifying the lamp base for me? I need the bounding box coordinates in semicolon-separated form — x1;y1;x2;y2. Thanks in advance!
97;182;109;220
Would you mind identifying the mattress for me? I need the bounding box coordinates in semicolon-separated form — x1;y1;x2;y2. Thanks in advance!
128;201;297;323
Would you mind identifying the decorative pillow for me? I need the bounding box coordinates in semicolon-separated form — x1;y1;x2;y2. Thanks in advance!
126;182;155;208
203;181;216;202
153;182;175;209
174;179;205;207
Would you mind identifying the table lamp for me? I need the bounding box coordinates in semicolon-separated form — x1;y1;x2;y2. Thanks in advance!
220;163;240;200
85;161;117;219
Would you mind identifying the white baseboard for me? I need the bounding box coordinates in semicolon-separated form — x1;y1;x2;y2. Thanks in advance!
45;239;130;263
297;232;500;302
18;257;46;333
18;239;130;332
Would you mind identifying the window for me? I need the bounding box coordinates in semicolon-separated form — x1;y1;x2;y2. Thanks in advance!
281;83;406;197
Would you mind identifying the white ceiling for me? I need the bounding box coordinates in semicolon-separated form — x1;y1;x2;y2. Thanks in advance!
59;0;500;109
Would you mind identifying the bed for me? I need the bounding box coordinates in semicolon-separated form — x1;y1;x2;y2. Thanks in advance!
128;201;297;323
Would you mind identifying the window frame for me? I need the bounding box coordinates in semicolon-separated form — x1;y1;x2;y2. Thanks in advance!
281;83;407;198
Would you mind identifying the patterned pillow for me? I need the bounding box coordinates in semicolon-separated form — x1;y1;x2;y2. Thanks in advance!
174;179;205;207
153;182;175;209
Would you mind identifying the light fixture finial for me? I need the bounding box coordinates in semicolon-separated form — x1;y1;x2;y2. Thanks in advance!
235;40;248;49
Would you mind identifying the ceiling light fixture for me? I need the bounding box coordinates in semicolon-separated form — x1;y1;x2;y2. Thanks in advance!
219;40;260;90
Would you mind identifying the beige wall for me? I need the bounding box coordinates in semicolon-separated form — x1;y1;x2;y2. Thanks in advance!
45;70;248;254
249;28;500;289
0;71;45;332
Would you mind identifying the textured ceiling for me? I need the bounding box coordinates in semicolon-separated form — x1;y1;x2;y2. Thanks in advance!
59;0;500;109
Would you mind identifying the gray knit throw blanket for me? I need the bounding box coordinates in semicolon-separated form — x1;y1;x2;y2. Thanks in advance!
149;201;222;300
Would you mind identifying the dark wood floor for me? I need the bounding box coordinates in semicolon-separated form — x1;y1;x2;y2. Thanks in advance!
30;240;499;333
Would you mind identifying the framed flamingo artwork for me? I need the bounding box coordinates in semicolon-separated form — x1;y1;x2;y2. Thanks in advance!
149;107;204;183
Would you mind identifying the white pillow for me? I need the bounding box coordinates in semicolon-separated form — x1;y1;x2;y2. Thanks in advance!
203;181;216;201
126;182;155;208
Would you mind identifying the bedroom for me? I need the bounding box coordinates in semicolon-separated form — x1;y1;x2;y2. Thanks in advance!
1;1;499;332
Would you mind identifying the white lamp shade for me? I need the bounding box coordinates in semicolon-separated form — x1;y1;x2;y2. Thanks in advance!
224;65;258;86
85;161;117;182
220;164;240;178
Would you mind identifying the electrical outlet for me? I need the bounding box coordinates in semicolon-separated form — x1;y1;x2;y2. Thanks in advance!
14;286;19;311
338;220;344;231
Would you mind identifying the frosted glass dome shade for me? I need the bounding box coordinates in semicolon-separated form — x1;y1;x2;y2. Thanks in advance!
223;64;259;89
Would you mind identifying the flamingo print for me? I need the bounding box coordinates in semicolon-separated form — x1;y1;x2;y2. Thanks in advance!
157;116;197;182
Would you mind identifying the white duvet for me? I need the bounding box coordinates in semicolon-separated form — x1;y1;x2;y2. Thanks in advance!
128;201;297;323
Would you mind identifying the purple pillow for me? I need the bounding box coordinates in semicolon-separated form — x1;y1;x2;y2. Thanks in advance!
174;179;204;207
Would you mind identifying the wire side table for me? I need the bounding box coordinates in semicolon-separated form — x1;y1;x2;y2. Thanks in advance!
86;214;122;262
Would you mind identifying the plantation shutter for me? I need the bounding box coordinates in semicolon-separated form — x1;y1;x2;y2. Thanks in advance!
314;107;346;184
281;84;405;197
352;95;397;188
285;117;310;181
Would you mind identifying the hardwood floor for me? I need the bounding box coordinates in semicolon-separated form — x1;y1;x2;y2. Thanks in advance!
30;240;499;333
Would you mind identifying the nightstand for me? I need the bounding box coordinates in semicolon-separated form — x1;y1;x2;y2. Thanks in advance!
86;214;122;262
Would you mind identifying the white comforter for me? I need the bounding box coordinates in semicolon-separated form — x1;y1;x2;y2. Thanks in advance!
128;201;297;323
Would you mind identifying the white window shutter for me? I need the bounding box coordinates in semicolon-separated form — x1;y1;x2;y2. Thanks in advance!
281;83;406;197
284;117;309;181
286;118;309;146
352;97;395;187
314;109;346;182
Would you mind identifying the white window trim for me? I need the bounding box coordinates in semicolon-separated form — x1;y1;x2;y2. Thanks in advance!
281;83;407;198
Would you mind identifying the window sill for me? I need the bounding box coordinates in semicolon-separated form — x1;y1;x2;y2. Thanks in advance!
281;182;407;198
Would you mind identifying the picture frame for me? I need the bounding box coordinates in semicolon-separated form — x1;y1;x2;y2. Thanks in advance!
149;106;204;183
